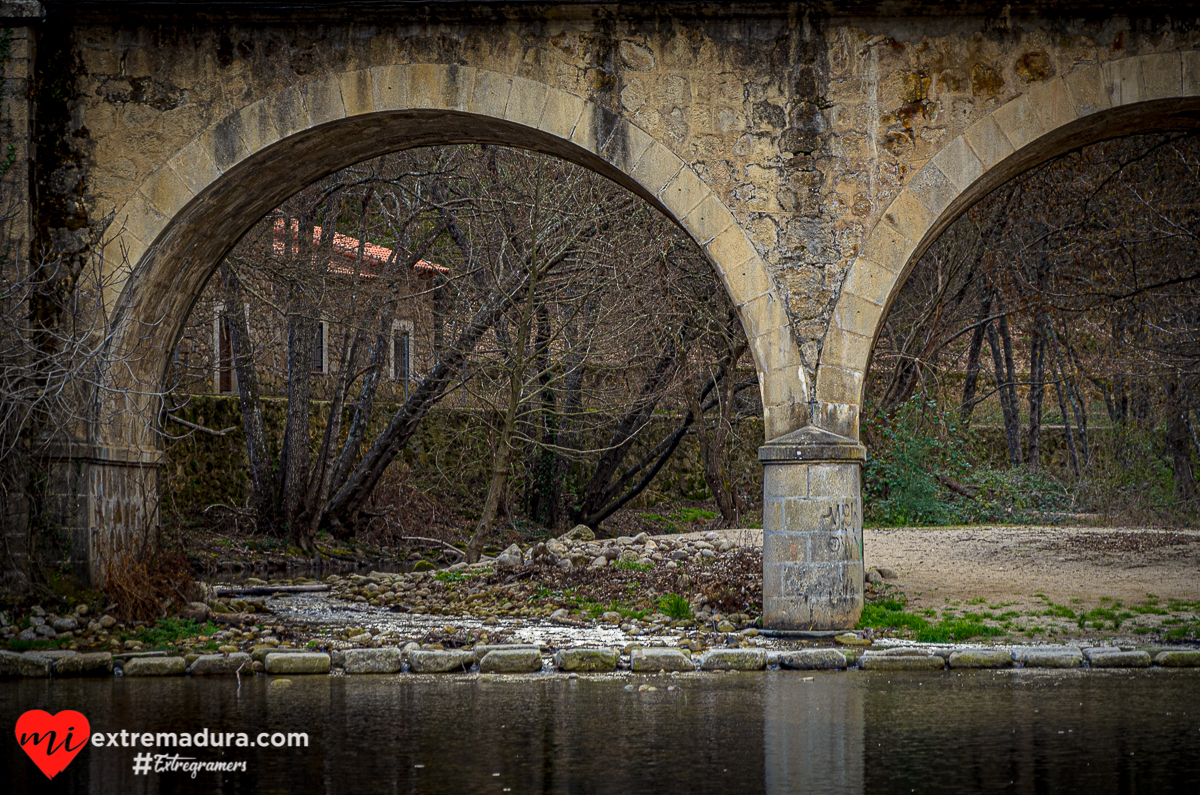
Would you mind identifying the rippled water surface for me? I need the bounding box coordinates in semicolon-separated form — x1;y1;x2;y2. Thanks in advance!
4;669;1199;793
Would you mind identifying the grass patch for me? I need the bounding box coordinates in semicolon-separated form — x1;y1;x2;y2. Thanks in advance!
639;508;717;534
124;618;219;650
614;560;652;573
658;593;693;620
858;599;1005;643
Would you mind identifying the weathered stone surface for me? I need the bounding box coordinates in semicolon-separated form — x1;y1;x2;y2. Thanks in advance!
1085;649;1151;668
190;652;252;675
948;649;1013;669
265;653;331;675
250;645;307;663
479;648;544;674
495;544;524;568
700;648;766;671
0;650;50;678
123;657;187;676
343;648;402;674
55;652;115;677
555;647;618;673
408;649;474;674
630;647;693;672
859;652;945;671
1154;650;1200;667
1017;648;1083;669
777;649;849;670
472;644;540;663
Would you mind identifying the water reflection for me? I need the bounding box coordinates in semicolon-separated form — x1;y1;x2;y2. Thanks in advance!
3;669;1198;793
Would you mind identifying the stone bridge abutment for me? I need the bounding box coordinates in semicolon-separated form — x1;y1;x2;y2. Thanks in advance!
8;2;1199;629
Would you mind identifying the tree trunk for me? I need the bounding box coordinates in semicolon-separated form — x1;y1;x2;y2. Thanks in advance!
220;262;277;531
1027;316;1046;473
1165;379;1197;501
987;317;1021;467
959;294;992;425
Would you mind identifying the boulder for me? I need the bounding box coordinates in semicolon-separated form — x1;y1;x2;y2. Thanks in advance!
190;653;252;675
0;650;50;678
265;653;331;675
55;652;115;677
479;649;543;674
495;544;524;568
1154;650;1200;667
343;648;402;674
948;649;1013;669
123;657;187;676
408;649;474;674
700;648;766;671
51;616;79;633
630;647;693;672
555;647;618;673
560;525;595;542
776;649;849;671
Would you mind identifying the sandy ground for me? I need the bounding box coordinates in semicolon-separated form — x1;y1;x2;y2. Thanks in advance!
683;526;1200;614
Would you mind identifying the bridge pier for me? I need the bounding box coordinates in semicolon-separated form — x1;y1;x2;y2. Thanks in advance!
760;426;866;631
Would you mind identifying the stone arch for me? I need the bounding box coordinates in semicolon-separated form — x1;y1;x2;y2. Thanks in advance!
816;51;1200;441
81;65;800;576
101;65;798;445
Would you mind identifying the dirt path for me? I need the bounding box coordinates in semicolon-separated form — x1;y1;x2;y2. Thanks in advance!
680;526;1200;613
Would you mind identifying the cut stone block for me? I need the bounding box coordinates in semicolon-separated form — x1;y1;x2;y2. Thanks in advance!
776;649;849;670
1154;650;1200;667
479;648;544;674
699;648;766;671
948;649;1013;669
859;652;944;671
343;647;402;674
555;647;618;673
250;646;308;663
472;644;540;663
0;650;51;678
630;647;693;672
189;653;252;675
408;649;474;674
55;652;114;677
265;652;331;675
123;657;187;676
1084;649;1151;669
1016;647;1083;669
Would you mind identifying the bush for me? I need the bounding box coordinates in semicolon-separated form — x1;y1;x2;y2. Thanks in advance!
863;398;971;526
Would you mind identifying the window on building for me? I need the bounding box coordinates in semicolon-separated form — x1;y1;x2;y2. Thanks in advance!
311;321;327;375
391;321;412;382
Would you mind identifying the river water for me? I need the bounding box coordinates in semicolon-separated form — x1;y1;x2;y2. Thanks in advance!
4;669;1199;793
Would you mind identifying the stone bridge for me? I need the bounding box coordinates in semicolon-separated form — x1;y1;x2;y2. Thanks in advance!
4;1;1198;628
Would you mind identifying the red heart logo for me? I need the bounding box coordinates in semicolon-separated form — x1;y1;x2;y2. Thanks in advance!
15;709;91;780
